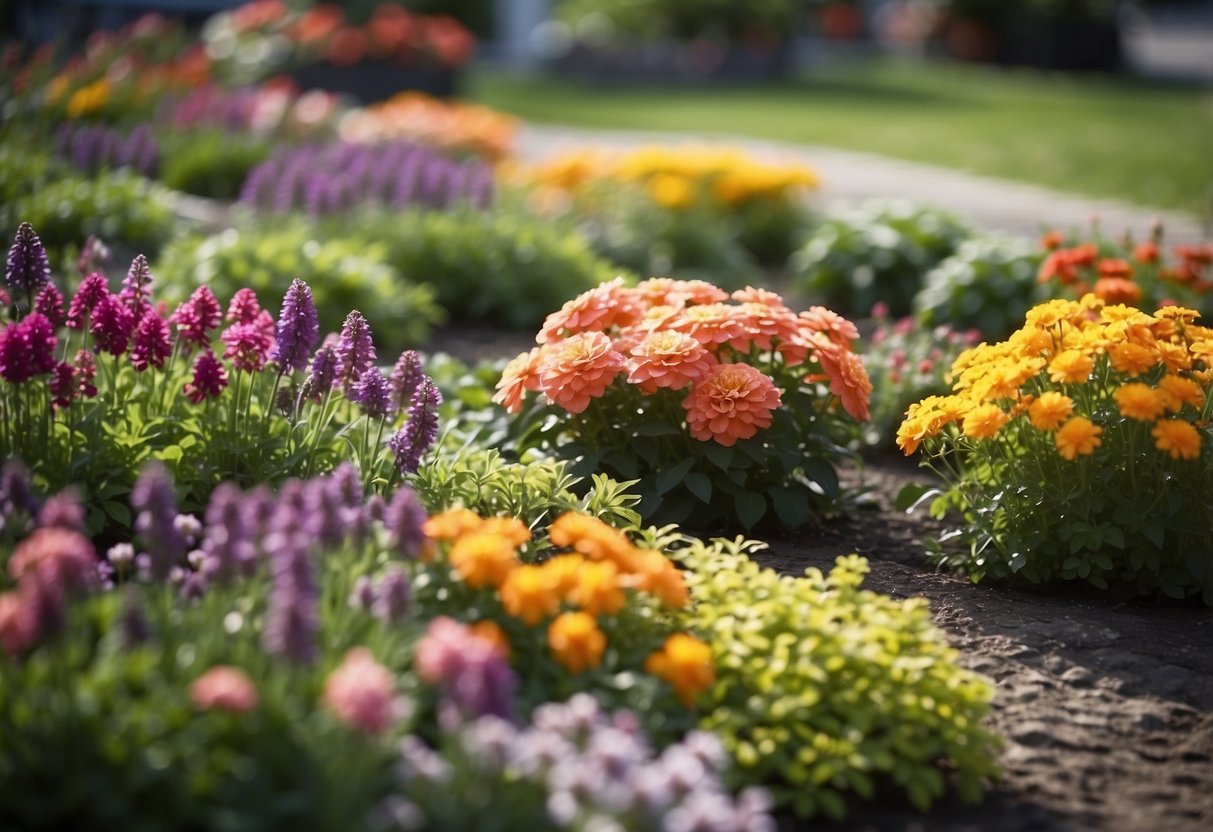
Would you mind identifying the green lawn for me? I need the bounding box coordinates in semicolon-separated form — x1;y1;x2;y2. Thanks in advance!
468;59;1213;217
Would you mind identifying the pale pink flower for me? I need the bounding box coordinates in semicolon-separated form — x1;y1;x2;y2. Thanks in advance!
191;666;259;713
323;647;396;734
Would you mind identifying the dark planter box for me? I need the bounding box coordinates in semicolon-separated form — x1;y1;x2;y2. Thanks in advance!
551;39;791;85
289;61;460;103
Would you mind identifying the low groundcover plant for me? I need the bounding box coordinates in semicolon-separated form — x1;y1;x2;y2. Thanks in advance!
899;295;1213;602
494;277;872;530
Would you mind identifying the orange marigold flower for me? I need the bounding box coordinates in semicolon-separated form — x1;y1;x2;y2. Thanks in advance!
423;508;483;541
1048;350;1095;384
468;620;511;659
683;363;782;446
569;560;627;616
493;348;542;414
1108;341;1158;377
815;341;873;423
1098;258;1132;278
499;564;562;626
626;330;716;393
548;611;606;674
549;513;637;567
645;633;715;707
1114;383;1167;422
537;278;644;344
1039;250;1078;285
478;517;532;547
536;331;626;414
1041;230;1064;251
1094;276;1143;306
1055;416;1102;460
1159;374;1205;412
625;549;689;609
449;531;518;589
962;403;1010;440
541;553;586;596
1152;418;1202;460
1134;241;1159;264
1028;392;1074;430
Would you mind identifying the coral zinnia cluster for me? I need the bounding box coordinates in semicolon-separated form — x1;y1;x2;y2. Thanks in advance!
494;277;870;447
898;296;1212;462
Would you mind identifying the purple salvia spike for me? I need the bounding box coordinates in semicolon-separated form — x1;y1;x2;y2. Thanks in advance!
335;310;376;389
389;350;423;412
6;222;52;298
131;462;185;582
270;278;319;373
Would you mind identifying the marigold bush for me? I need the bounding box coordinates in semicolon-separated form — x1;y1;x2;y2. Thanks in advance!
899;296;1213;602
496;278;872;530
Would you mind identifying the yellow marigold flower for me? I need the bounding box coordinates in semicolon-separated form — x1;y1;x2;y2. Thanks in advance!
499;564;562;626
548;611;606;674
1048;350;1095;384
649;174;695;210
541;553;586;596
624;549;689;609
1159;375;1205;412
1115;383;1168;422
548;513;637;567
1028;392;1074;431
1108;341;1158;377
569;560;627;616
1155;342;1193;373
423;508;484;541
1055;416;1102;460
962;403;1010;440
469;620;511;659
1025;299;1077;330
478;517;532;547
449;531;518;589
66;79;111;118
645;633;716;707
1153;419;1202;460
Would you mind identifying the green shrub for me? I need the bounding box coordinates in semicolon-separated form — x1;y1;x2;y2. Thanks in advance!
0;147;179;267
662;534;999;819
156;128;273;201
321;209;631;329
913;235;1046;339
156;223;442;349
790;201;972;318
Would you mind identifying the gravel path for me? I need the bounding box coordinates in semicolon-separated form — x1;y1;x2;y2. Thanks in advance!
515;123;1210;244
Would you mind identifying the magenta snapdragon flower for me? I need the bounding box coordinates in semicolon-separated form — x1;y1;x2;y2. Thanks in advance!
66;273;110;329
0;313;57;383
90;293;135;356
220;321;272;373
34;284;65;327
171;286;222;349
183;350;228;403
131;311;172;372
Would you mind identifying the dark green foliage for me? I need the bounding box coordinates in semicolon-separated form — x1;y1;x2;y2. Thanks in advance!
156;129;274;201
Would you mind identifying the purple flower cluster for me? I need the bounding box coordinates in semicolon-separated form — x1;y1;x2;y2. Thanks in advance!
380;694;776;832
415;616;517;725
0;312;57;383
239;140;494;217
55;123;158;178
390;377;442;475
5;222;51;300
269;278;319;373
131;463;186;582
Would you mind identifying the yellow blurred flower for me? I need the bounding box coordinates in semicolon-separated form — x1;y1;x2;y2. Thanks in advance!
645;633;715;707
547;611;606;674
499;564;561;626
1153;419;1201;460
1055;416;1102;460
1028;392;1074;431
569;560;626;616
1114;383;1167;422
648;174;695;210
449;531;518;589
66;79;111;118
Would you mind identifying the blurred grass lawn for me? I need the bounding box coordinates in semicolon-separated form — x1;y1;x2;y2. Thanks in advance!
469;58;1213;216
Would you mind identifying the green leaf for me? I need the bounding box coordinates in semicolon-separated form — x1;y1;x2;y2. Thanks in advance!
634;421;682;437
655;458;696;496
735;492;767;529
703;443;734;471
102;501;131;527
768;485;810;529
803;458;840;499
159;445;183;463
684;472;712;503
895;482;939;513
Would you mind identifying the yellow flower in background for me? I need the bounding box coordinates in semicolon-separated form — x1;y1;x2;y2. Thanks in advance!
1114;383;1167;422
1153;419;1202;460
648;173;695;210
423;508;484;541
645;633;715;707
962;403;1010;440
625;549;690;609
1055;416;1102;460
1159;375;1205;412
449;531;518;589
548;611;606;674
1048;350;1095;384
541;553;586;596
499;564;561;625
1108;341;1158;377
569;560;626;616
1028;392;1074;431
65;78;111;118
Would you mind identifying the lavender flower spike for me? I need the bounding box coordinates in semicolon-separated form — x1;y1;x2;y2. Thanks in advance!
335;310;376;389
262;481;319;664
270;278;319;373
389;377;442;475
131;462;185;582
389;350;424;412
351;366;393;420
6;222;51;299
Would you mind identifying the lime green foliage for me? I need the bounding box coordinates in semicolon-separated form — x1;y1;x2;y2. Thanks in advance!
0;147;178;267
914;236;1046;338
471;61;1213;214
555;0;798;38
667;536;999;818
156;223;442;350
156;128;273;200
791;200;972;318
320;209;629;329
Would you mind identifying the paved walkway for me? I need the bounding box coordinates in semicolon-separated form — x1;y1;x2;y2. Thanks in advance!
517;123;1210;245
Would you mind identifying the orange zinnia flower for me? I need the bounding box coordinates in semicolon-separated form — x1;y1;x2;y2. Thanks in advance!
626;330;715;393
727;301;800;354
423;508;484;541
499;564;562;626
814;341;872;423
799;306;859;348
645;633;715;707
962;403;1010;440
1055;416;1102;460
1134;241;1159;264
625;549;689;609
1114;383;1167;422
1028;392;1073;431
569;560;627;616
493;347;542;414
537;278;643;344
536;331;626;414
1152;419;1201;460
548;612;606;674
449;531;518;588
1094;276;1142;306
669;303;747;347
682;363;782;446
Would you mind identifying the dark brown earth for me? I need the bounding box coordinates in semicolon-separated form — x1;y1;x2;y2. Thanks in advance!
426;325;1213;832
